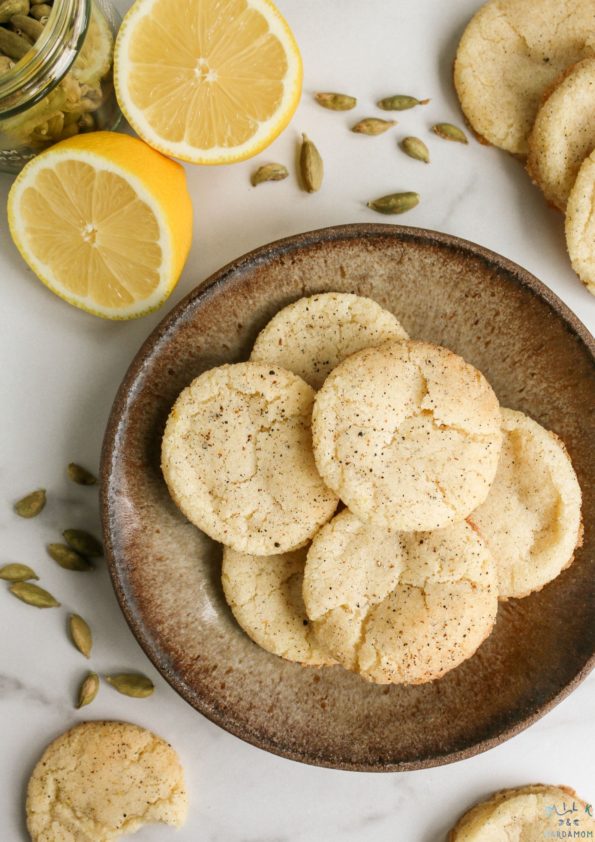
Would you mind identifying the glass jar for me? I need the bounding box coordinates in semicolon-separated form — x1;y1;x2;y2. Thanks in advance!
0;0;121;173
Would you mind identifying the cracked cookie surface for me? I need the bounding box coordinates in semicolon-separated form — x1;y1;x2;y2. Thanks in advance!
26;721;187;842
565;148;595;296
469;408;582;599
454;0;595;156
222;546;335;666
250;292;408;390
527;58;595;211
162;362;338;555
448;784;595;841
312;340;502;531
303;511;497;685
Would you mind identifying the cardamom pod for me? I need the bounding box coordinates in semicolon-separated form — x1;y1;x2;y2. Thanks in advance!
0;563;38;581
0;0;29;25
0;55;14;73
69;613;93;658
367;191;420;215
47;543;93;572
0;25;32;58
14;488;46;518
67;463;97;485
76;671;99;708
63;528;103;557
251;162;288;186
9;581;60;608
401;136;430;163
29;3;50;20
314;92;356;111
352;118;395;136
105;673;155;698
432;123;468;144
299;133;323;193
10;13;43;41
377;94;430;111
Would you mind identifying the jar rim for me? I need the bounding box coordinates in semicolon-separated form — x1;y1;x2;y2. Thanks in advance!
0;0;91;119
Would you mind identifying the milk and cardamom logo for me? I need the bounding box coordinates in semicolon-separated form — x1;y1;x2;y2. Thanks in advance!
543;800;594;838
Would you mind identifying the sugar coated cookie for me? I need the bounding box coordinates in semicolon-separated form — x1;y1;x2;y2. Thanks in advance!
303;511;497;685
162;363;338;555
222;546;334;666
527;59;595;211
454;0;595;156
448;784;595;842
565;148;595;296
469;408;582;599
26;721;187;842
250;292;408;389
312;339;502;531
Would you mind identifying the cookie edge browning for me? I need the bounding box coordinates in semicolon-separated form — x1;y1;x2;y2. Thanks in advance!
565;149;595;296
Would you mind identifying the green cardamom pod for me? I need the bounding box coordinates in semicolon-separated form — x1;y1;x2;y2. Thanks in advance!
105;673;155;698
14;488;46;518
47;543;93;572
29;3;51;20
9;581;60;608
10;14;43;41
67;462;97;485
0;563;38;581
352;118;396;136
63;529;103;557
314;91;356;111
377;94;430;111
432;123;468;144
0;55;14;73
401;136;430;163
299;133;323;193
251;162;288;186
0;0;29;25
69;613;93;658
0;25;32;58
367;191;420;215
76;671;99;708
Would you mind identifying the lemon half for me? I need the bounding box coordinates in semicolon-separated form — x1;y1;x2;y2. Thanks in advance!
8;132;193;320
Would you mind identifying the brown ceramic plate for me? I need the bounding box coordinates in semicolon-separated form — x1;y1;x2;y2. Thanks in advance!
101;224;595;771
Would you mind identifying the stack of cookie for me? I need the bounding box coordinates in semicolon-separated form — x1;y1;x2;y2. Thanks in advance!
453;0;595;296
162;293;582;686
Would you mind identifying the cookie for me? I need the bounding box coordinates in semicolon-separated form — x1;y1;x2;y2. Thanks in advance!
454;0;595;156
250;292;408;389
161;362;338;555
312;339;502;532
26;721;187;842
565;148;595;296
448;784;595;841
303;511;497;685
527;58;595;211
469;408;582;599
222;545;335;666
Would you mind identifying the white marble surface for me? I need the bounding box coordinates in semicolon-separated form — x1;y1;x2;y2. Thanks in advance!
1;1;594;839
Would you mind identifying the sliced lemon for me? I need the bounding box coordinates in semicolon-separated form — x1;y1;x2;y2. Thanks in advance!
7;131;193;320
113;0;302;164
73;3;114;84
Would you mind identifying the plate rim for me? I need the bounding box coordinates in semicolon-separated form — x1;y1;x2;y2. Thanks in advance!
100;222;595;772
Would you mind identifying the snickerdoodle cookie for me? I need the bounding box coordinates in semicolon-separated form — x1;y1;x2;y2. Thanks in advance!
26;721;187;841
162;363;338;555
312;340;502;531
222;546;334;666
454;0;595;156
565;148;595;296
469;408;582;599
302;511;497;685
250;292;408;389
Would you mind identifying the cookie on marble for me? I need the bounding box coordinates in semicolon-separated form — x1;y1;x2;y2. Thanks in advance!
312;339;502;532
222;545;335;666
448;784;595;841
527;59;595;211
26;721;187;842
250;292;408;389
162;362;338;555
565;148;595;296
469;408;582;599
454;0;595;156
303;510;498;685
